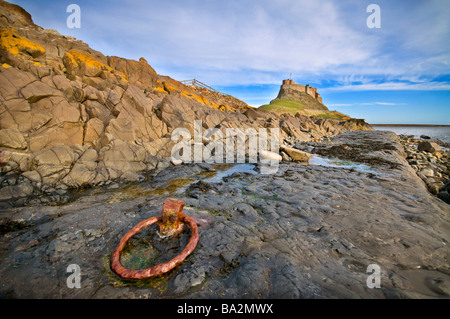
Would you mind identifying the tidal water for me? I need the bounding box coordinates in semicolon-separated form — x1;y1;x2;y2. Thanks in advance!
373;126;450;143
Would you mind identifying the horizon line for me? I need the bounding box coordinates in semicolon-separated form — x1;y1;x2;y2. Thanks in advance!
370;124;450;127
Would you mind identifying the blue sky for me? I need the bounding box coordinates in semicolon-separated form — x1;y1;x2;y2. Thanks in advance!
10;0;450;124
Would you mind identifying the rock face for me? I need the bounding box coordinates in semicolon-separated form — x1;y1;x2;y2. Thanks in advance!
0;131;449;299
1;1;371;192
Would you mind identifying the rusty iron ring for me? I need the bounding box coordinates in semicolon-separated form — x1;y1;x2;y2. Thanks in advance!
110;214;199;280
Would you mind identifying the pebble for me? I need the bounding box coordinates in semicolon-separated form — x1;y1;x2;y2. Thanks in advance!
399;135;449;203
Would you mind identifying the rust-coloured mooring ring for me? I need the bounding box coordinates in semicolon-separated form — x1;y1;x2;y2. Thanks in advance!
110;200;199;280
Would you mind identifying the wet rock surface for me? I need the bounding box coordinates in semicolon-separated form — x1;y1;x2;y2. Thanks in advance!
0;131;449;299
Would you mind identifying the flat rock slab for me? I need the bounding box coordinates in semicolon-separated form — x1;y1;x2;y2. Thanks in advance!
0;131;449;298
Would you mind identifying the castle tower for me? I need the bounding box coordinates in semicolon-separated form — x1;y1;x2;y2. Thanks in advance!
280;80;323;104
282;79;295;86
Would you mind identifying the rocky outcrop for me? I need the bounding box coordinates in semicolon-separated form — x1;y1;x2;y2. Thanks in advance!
0;1;373;194
0;1;34;27
272;80;328;111
339;118;373;132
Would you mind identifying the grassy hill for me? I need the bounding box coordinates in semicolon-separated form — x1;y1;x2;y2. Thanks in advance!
259;99;308;114
259;99;349;120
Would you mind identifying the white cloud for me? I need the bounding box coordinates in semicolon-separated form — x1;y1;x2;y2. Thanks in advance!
85;0;377;84
19;0;450;90
328;102;407;107
323;81;450;92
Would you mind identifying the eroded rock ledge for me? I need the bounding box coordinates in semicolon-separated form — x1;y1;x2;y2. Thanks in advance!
0;130;449;298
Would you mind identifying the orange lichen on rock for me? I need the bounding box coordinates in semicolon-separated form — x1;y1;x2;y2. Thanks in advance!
181;90;207;104
0;28;45;58
63;49;109;77
179;89;235;112
152;86;167;93
162;81;180;93
218;104;232;112
30;60;45;68
63;49;128;82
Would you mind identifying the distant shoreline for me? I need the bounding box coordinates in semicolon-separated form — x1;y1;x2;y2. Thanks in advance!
371;124;450;127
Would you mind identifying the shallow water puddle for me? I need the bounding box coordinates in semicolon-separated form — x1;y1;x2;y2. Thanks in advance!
309;155;380;175
202;163;258;183
173;163;258;193
106;225;192;289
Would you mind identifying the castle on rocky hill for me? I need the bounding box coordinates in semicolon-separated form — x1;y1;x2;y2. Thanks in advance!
281;79;322;104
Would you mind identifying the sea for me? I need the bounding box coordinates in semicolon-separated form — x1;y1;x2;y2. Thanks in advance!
372;125;450;143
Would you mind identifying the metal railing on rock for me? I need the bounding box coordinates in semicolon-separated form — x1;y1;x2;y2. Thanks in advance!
180;78;219;93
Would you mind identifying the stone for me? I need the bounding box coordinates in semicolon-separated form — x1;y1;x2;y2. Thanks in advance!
339;118;373;131
0;185;13;201
82;77;108;91
28;122;84;151
427;183;441;195
0;128;27;149
6;151;31;171
171;158;183;166
22;170;41;183
78;148;98;164
155;94;196;131
418;141;441;154
104;116;135;141
259;150;282;162
84;118;104;147
62;163;97;187
1;127;450;298
107;56;157;89
0;180;33;200
32;96;80;125
97;132;115;149
280;151;292;162
31;146;76;184
14;180;34;197
437;191;450;204
0;98;53;133
244;108;265;121
315;118;340;134
62;49;110;78
20;80;61;103
0;1;35;27
61;147;98;187
99;141;146;173
0;70;29;101
280;145;312;162
49;75;73;95
280;116;312;141
84;100;113;125
120;170;144;182
0;28;45;60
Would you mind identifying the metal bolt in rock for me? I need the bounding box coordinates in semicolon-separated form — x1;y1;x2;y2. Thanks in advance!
110;198;199;280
